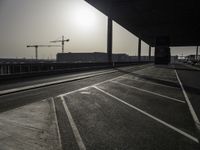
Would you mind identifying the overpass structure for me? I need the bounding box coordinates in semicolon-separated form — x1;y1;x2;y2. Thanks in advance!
85;0;200;63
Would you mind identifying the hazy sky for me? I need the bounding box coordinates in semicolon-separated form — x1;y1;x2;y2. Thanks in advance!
0;0;197;59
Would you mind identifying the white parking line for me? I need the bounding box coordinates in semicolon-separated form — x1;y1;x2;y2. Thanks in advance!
93;86;199;143
174;69;200;126
51;98;62;150
57;66;154;98
120;76;179;89
58;70;135;97
111;80;185;104
60;96;86;150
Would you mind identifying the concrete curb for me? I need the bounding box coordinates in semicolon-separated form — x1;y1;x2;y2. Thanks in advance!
0;70;118;96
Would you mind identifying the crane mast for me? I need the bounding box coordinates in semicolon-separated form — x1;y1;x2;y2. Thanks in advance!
50;36;70;53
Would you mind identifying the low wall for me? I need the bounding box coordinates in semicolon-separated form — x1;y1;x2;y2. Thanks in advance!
0;61;151;81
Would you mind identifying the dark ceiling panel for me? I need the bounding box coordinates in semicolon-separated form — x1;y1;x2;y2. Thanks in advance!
85;0;200;46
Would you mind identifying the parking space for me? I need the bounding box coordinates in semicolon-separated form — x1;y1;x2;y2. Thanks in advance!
113;77;184;101
53;65;200;150
133;65;178;82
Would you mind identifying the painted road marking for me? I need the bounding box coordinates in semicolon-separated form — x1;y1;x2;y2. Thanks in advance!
111;80;185;104
60;96;86;150
174;69;200;126
80;91;91;95
120;76;179;89
58;66;154;98
93;86;199;143
58;71;137;97
51;98;63;150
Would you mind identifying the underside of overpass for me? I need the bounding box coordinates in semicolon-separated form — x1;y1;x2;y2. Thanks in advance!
85;0;200;64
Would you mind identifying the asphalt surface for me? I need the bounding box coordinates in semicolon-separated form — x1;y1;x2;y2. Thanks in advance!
0;63;200;150
174;63;200;125
0;99;60;150
0;64;148;112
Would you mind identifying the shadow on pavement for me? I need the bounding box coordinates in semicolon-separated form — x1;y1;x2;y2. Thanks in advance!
115;68;180;88
115;68;200;95
167;67;199;72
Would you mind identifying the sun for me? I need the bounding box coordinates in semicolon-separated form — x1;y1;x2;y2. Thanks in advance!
73;3;97;29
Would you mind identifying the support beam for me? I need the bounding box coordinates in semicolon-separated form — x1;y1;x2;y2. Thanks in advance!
138;38;141;62
149;46;151;61
107;17;113;63
196;46;199;60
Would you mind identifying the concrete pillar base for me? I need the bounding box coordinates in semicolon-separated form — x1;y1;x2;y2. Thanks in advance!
154;36;171;65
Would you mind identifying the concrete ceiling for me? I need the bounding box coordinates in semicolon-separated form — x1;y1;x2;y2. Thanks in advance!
85;0;200;46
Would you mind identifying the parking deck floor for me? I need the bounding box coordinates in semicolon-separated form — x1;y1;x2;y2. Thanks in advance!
0;64;200;150
53;64;199;150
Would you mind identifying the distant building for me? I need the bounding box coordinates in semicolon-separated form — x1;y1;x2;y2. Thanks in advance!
57;52;107;63
56;52;153;62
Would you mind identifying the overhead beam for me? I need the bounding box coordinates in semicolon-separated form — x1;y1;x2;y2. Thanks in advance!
85;0;200;46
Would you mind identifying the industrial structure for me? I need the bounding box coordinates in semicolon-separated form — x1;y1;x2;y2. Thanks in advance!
50;36;70;53
27;45;60;60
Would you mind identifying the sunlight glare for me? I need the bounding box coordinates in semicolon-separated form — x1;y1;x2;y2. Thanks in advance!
74;4;97;29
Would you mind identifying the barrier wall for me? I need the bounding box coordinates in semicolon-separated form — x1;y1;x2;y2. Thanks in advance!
0;61;152;80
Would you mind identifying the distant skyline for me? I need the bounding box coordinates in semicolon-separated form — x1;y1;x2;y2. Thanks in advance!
0;0;197;59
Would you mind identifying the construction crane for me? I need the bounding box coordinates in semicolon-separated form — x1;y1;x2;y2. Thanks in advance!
27;45;60;60
50;36;70;53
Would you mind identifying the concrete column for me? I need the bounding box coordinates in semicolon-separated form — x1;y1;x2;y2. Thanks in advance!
35;46;38;60
107;17;113;63
138;38;141;62
196;46;199;60
149;46;151;61
155;36;171;64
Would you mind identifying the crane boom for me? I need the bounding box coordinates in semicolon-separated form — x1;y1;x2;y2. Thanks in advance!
27;45;60;47
27;45;61;60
